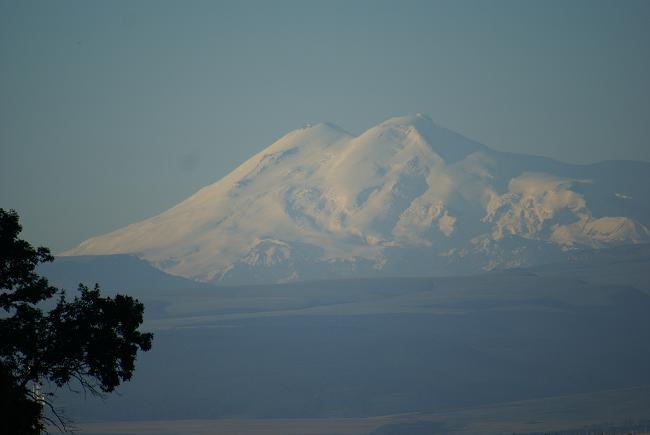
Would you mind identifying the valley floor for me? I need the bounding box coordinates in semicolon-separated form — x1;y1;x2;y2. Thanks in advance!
72;386;650;435
41;250;650;435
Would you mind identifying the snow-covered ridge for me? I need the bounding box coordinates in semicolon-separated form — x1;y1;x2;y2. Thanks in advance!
63;115;650;284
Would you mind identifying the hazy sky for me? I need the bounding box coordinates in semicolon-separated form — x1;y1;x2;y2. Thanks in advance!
1;0;649;252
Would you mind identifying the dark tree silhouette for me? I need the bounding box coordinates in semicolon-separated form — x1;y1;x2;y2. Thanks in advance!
0;209;153;433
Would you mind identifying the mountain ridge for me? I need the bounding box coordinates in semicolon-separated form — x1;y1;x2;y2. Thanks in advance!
62;115;650;284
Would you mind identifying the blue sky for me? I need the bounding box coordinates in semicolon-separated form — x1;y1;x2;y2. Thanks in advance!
1;0;649;252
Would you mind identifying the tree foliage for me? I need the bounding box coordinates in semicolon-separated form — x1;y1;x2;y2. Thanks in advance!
0;209;153;433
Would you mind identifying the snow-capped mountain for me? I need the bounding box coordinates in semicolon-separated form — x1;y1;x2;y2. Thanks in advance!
62;114;650;284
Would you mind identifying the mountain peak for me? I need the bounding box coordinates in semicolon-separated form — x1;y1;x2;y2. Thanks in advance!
300;121;349;134
370;114;486;163
379;113;435;129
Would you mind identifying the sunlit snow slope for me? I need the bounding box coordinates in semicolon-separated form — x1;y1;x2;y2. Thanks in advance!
63;114;650;284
